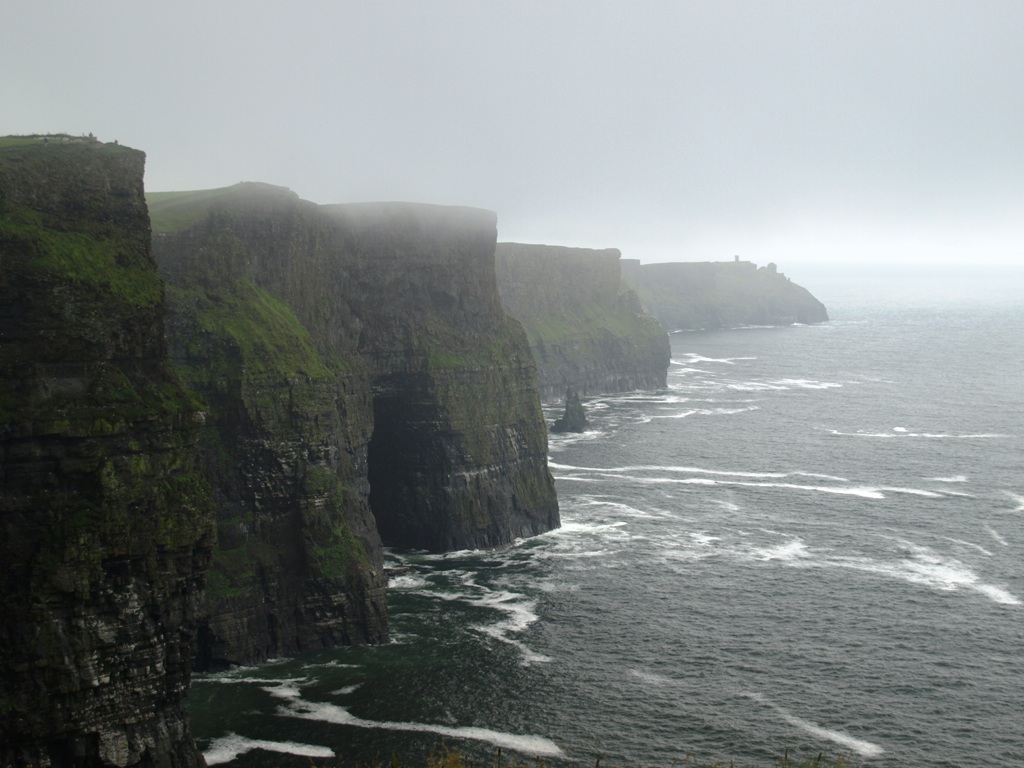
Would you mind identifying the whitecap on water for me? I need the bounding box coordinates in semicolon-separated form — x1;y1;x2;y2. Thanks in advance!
204;733;335;765
771;378;843;390
203;674;309;686
1003;491;1024;512
831;544;1021;606
628;668;674;686
742;694;884;758
941;536;993;557
414;579;552;665
985;525;1009;546
829;429;1008;440
388;573;432;590
750;539;810;563
331;684;362;696
274;688;565;757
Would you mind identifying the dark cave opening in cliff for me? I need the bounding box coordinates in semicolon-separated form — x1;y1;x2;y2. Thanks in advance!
367;386;437;551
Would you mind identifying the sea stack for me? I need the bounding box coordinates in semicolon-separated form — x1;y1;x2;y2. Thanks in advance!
551;388;589;433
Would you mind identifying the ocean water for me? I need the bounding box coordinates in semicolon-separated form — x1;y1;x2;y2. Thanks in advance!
188;266;1024;767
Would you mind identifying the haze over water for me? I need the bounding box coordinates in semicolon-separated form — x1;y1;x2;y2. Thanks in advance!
189;267;1024;767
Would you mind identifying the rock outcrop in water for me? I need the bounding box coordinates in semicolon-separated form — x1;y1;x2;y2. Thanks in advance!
150;184;559;668
495;243;669;401
0;137;213;766
620;258;828;330
550;388;589;433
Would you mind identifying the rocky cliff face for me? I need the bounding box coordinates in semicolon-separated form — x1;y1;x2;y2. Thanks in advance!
620;259;829;330
151;186;558;666
0;138;212;766
494;243;669;402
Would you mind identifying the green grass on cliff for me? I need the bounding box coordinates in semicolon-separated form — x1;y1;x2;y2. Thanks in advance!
0;206;161;307
167;276;331;381
0;137;162;308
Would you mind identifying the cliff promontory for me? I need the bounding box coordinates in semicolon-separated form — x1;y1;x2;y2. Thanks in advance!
0;137;213;766
620;258;828;330
150;185;559;668
495;243;669;402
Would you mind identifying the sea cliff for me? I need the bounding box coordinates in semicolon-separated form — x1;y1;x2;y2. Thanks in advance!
495;243;669;401
151;185;559;668
0;137;213;766
620;258;828;330
1;138;561;765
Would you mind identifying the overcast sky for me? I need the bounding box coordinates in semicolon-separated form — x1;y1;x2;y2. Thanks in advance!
4;1;1022;266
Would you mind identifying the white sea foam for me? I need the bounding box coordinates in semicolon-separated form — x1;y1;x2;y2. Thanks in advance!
557;520;629;535
878;486;945;498
1004;491;1024;512
975;584;1021;606
781;715;884;758
942;537;993;557
389;573;432;590
204;733;335;765
725;481;886;499
206;675;308;686
792;471;851;482
680;354;757;364
263;681;303;700
302;660;360;670
690;532;721;547
751;539;809;563
710;498;741;512
424;583;551;665
727;381;789;391
553;461;894;499
772;378;843;390
829;429;1007;440
331;684;362;695
985;525;1009;546
629;668;674;686
278;697;565;757
832;545;1020;606
743;694;884;758
930;475;968;483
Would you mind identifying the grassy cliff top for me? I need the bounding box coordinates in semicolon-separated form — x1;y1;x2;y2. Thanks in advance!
0;134;160;309
0;133;136;158
147;182;299;233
